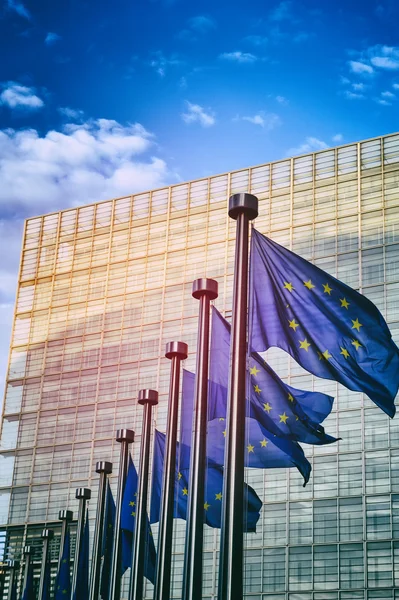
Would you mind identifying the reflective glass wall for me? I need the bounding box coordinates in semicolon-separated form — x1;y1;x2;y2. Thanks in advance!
0;133;399;599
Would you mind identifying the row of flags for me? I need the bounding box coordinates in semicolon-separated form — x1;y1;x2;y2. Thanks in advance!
12;220;399;600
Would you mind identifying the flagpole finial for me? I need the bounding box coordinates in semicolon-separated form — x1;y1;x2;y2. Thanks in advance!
165;341;188;360
41;529;54;540
75;488;91;500
58;509;73;521
115;429;135;443
228;193;258;220
23;546;32;556
138;388;159;405
5;560;16;568
96;461;112;474
192;278;218;300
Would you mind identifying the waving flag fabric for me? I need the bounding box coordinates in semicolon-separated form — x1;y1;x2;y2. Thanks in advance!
249;228;399;417
55;528;71;600
150;429;262;531
100;482;115;600
73;510;89;600
120;457;156;584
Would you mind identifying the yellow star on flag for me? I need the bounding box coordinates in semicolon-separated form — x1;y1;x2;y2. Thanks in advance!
352;339;362;351
299;338;311;351
323;283;332;295
219;417;225;422
178;472;182;480
323;350;332;360
340;347;350;359
254;384;261;394
279;412;289;424
222;429;226;437
260;438;268;447
129;501;135;507
62;590;67;595
215;492;222;500
247;444;254;453
288;393;294;402
304;279;315;290
340;298;350;309
263;402;272;413
317;351;324;360
182;487;188;496
284;282;294;292
249;365;260;376
288;319;299;331
131;511;136;517
352;318;363;332
204;502;210;511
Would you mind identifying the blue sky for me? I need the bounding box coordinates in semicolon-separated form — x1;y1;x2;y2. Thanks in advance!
0;0;399;391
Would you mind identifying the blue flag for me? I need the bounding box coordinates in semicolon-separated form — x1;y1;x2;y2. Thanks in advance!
182;369;311;484
73;510;89;600
150;429;262;531
100;482;115;600
120;457;156;584
21;559;34;600
55;528;71;600
249;228;399;417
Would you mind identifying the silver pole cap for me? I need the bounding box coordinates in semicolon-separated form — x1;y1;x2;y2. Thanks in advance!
23;546;32;556
41;529;54;540
96;461;113;474
228;193;258;220
75;488;91;500
192;278;218;300
59;509;73;521
116;429;135;443
165;341;188;360
138;389;159;406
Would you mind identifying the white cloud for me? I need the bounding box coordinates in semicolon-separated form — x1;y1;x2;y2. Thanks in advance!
0;82;44;110
45;32;62;45
0;118;176;213
348;61;374;75
393;83;399;90
276;95;288;105
344;90;364;99
6;0;31;20
368;45;399;70
58;107;85;121
219;51;257;64
270;1;293;21
377;99;392;106
241;112;281;130
381;90;395;98
149;51;182;77
352;82;365;91
332;134;343;143
287;137;329;156
181;102;215;127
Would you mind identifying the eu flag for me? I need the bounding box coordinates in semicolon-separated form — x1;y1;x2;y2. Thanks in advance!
182;369;311;485
120;458;156;584
55;528;71;600
21;560;34;600
210;307;335;445
100;482;115;600
150;430;262;531
73;510;89;600
249;228;399;417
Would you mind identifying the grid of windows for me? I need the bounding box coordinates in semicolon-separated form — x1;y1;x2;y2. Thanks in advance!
0;133;399;598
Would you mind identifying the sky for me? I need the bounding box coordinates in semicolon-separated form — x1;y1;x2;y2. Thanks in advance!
0;0;399;393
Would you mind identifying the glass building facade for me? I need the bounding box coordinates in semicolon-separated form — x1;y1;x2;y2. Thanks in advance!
0;132;399;599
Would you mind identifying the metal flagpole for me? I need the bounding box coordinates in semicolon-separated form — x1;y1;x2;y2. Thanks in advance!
58;510;73;572
21;546;32;595
153;341;188;600
218;193;258;600
182;278;218;600
5;560;18;600
71;488;91;600
109;429;135;600
38;529;54;600
129;389;159;600
89;461;112;600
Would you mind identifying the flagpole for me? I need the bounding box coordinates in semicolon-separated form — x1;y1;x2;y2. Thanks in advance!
89;461;113;600
5;560;17;600
129;389;158;600
218;193;258;600
58;510;73;572
109;429;135;600
182;278;218;600
38;529;54;600
71;488;91;600
21;546;32;595
154;341;188;600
